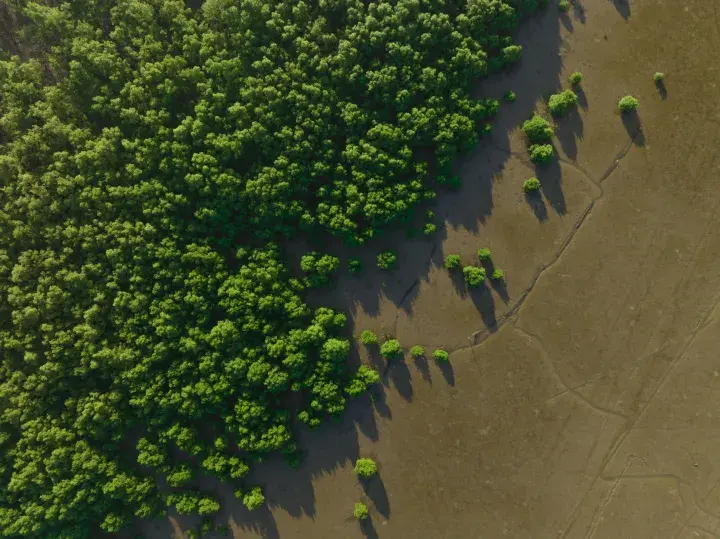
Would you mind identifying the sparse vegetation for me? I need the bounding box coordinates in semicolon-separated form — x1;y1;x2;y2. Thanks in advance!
618;95;640;112
349;257;362;273
522;115;555;143
445;254;462;269
433;349;450;362
377;251;398;270
354;502;370;520
410;345;426;358
548;90;579;116
569;71;583;85
380;339;403;360
529;144;555;165
504;90;517;102
463;266;487;288
354;458;378;479
477;248;493;262
491;268;505;281
361;330;378;346
523;177;542;193
653;72;665;82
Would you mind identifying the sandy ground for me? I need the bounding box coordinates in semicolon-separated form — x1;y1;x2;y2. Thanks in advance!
139;0;720;537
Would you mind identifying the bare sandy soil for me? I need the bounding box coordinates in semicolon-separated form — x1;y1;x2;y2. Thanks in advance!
140;0;720;537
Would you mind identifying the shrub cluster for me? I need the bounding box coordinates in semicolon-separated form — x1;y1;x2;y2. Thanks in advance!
548;89;579;116
463;266;487;287
523;177;542;193
618;95;640;112
529;144;555;164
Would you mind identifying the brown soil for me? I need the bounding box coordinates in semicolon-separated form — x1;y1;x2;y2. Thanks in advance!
141;0;720;537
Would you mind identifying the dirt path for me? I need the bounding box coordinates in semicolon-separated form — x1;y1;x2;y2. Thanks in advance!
139;0;720;537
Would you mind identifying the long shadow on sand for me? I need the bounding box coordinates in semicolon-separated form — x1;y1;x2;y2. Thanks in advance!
131;7;576;539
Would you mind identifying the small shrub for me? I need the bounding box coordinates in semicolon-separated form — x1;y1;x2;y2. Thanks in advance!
185;530;199;539
380;339;403;359
377;250;397;270
653;72;665;82
503;90;516;103
241;487;265;511
348;257;362;273
521;115;554;143
201;518;213;535
529;144;554;165
548;90;578;116
524;177;542;193
354;502;369;520
426;210;435;220
444;254;461;269
463;266;486;288
354;458;378;478
360;329;377;346
502;45;522;64
423;223;436;235
410;345;425;358
568;71;583;85
432;349;450;362
618;95;639;112
477;248;492;262
558;0;569;12
491;268;505;281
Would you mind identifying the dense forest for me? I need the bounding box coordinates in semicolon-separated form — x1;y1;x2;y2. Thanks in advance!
0;0;545;536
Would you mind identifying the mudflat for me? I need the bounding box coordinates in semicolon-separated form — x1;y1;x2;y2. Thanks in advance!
144;0;720;537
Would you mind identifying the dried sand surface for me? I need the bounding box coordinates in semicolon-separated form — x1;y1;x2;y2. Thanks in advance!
144;0;720;537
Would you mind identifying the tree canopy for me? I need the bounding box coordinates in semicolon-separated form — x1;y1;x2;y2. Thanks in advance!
0;0;544;536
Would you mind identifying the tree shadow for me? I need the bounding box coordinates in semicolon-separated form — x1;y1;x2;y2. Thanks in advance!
525;190;549;222
536;155;566;215
387;358;413;402
481;259;509;304
359;517;380;539
469;284;498;333
554;108;584;161
413;354;432;384
437;360;455;386
361;475;391;519
559;11;574;33
575;86;589;111
655;79;668;100
572;0;587;24
621;110;646;147
611;0;631;19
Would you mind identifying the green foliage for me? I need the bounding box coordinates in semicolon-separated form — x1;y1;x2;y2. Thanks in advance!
548;90;578;116
618;95;640;112
502;45;523;64
654;72;665;82
201;518;214;535
377;251;398;270
529;144;555;164
477;248;493;262
410;345;426;358
445;254;462;269
423;223;437;235
523;177;542;193
491;268;505;281
361;330;378;346
569;71;583;85
301;252;341;287
0;0;542;535
432;349;450;362
348;257;362;273
503;90;517;103
354;502;370;520
241;487;265;511
522;115;554;143
354;458;378;479
380;339;403;360
463;266;487;287
558;0;570;12
346;365;381;398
